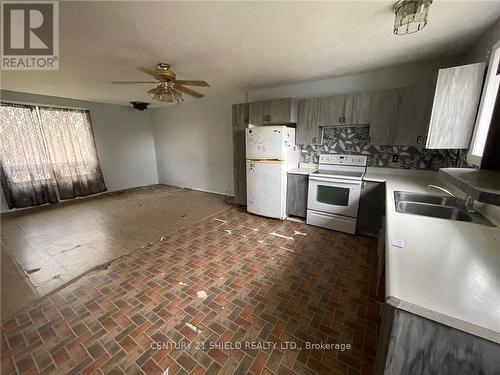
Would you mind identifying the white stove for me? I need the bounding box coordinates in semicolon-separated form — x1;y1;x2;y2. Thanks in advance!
307;154;367;234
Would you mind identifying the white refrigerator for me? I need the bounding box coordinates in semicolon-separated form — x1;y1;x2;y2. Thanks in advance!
246;125;299;220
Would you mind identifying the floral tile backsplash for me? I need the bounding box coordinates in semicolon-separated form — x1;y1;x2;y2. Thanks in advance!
300;126;470;170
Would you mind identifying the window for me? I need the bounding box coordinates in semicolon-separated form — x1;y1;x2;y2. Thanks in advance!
468;41;500;166
0;103;106;209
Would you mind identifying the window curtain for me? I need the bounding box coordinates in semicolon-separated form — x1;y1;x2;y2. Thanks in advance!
38;107;106;200
0;104;106;209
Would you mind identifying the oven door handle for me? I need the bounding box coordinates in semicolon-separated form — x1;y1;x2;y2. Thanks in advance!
309;176;362;185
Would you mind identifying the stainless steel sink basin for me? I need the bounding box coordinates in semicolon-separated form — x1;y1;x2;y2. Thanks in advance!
394;191;495;226
394;191;459;207
397;201;472;222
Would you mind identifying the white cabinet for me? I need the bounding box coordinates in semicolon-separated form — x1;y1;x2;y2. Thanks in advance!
425;62;486;149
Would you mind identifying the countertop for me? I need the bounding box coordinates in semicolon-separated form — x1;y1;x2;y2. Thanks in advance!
287;168;317;175
287;163;318;175
364;167;500;344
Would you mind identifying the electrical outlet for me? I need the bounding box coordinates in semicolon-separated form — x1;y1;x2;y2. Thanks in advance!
392;154;399;163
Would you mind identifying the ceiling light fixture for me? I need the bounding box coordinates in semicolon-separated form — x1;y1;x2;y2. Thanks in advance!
393;0;432;35
147;82;184;103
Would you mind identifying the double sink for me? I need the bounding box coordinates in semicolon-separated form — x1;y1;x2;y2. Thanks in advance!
394;191;495;227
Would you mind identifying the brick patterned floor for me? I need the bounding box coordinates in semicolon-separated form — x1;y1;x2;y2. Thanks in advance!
1;207;380;375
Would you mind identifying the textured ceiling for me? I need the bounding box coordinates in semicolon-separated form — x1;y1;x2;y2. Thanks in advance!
1;1;499;105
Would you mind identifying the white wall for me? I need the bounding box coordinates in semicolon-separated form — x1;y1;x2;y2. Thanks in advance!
464;18;500;64
247;57;460;101
0;90;158;211
151;92;245;196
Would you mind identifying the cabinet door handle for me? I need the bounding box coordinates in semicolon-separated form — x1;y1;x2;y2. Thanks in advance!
416;136;421;144
264;115;271;122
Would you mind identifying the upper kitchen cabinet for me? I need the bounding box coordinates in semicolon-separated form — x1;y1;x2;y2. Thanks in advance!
296;98;321;144
369;89;400;145
318;92;373;126
392;80;435;146
248;98;298;124
425;62;486;149
345;92;373;125
393;62;486;148
319;95;346;125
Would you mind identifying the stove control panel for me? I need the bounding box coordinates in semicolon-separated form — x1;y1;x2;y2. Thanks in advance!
318;154;367;166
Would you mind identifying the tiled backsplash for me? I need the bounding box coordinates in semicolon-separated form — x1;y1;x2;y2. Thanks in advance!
300;126;470;170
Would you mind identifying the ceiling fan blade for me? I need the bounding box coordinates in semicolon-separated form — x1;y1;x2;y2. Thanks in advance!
111;81;157;84
175;83;204;98
175;80;210;87
138;67;163;81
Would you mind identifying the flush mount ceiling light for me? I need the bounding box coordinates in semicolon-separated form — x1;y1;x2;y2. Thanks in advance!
393;0;433;35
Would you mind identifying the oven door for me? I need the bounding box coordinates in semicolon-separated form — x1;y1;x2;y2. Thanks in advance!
308;176;361;217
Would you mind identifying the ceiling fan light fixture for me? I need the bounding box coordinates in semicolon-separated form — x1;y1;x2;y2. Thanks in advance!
393;0;432;35
147;83;183;104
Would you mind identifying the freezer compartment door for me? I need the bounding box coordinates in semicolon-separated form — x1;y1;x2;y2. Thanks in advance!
246;160;286;219
246;126;285;160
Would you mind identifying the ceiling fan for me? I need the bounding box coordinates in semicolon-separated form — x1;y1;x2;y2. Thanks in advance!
112;63;209;103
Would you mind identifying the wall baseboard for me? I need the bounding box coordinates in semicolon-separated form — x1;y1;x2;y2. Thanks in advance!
0;183;161;216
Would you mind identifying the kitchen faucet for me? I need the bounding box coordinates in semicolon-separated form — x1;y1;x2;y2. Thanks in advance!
427;184;476;213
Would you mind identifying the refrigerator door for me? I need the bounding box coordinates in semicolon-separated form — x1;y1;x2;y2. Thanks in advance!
246;160;285;219
246;126;285;160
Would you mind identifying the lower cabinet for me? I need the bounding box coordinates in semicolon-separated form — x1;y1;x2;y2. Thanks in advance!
375;306;500;375
357;181;385;236
286;173;308;218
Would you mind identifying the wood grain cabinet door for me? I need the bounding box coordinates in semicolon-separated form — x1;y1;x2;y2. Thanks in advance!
425;62;486;149
270;98;298;123
345;92;373;125
393;80;435;146
369;89;400;145
249;98;297;124
248;101;264;124
232;103;249;206
319;95;346;126
297;98;320;144
286;173;308;218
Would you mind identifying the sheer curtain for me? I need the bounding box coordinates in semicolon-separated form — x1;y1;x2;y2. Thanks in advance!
38;107;106;200
0;104;59;208
0;104;106;209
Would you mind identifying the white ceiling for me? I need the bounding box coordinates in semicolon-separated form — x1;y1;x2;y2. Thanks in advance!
2;1;499;106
